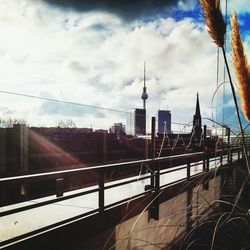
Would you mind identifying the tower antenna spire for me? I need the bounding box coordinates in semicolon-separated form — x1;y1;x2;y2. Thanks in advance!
144;61;146;88
141;61;148;110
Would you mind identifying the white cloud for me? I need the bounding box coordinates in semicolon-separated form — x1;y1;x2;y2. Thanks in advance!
226;0;250;14
177;0;196;11
0;0;222;131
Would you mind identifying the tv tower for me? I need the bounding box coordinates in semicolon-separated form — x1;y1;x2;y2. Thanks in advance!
141;62;148;110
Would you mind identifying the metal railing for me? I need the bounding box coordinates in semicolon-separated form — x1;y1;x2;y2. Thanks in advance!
0;147;244;218
0;146;246;249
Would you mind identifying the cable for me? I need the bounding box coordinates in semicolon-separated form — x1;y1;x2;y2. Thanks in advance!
222;0;228;131
213;47;220;130
202;117;238;136
171;121;188;126
198;129;204;147
187;125;196;148
211;80;230;105
157;121;170;158
0;90;129;114
222;0;228;128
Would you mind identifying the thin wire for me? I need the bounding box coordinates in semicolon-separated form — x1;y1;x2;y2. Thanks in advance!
202;117;238;135
222;0;228;127
214;47;220;130
157;122;170;158
0;90;200;128
0;90;129;114
198;129;204;147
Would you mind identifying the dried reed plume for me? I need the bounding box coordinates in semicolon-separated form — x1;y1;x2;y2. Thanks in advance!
231;12;250;121
199;0;226;47
199;0;250;176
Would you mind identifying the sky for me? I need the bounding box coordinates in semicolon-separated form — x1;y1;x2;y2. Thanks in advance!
0;0;249;132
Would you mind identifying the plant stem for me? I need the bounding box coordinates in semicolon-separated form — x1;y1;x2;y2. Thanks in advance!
221;46;250;175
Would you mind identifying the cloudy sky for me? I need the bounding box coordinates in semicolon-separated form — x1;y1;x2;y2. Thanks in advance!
0;0;249;132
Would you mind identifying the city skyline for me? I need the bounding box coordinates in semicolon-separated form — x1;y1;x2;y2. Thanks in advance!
0;1;249;131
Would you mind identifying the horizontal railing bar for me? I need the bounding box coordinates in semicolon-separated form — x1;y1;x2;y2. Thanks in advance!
159;166;187;175
105;175;151;190
190;161;203;167
159;177;188;189
29;151;96;157
29;149;130;158
0;151;206;184
209;157;220;162
88;163;212;193
0;147;243;185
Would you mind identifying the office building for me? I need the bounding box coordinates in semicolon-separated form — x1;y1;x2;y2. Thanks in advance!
158;110;171;134
126;108;146;136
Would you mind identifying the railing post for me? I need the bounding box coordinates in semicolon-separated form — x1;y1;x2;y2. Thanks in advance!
5;124;29;203
99;169;105;212
203;125;207;149
227;150;233;164
187;160;192;233
149;163;160;221
56;178;64;197
20;125;29;200
155;164;160;190
147;117;160;221
150;117;156;188
155;164;160;219
187;160;190;180
151;117;156;159
203;157;206;172
227;127;231;147
145;138;149;159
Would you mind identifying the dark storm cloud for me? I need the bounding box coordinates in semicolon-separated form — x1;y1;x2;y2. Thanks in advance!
43;0;180;20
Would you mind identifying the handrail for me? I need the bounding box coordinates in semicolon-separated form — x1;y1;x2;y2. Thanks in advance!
0;148;241;185
0;151;205;184
0;147;243;217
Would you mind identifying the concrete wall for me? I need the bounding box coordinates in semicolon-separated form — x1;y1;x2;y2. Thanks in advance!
115;176;221;250
192;176;221;225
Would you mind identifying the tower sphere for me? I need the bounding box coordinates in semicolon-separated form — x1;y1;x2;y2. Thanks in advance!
141;92;148;100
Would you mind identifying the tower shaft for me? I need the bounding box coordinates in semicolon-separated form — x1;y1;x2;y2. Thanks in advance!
141;61;148;110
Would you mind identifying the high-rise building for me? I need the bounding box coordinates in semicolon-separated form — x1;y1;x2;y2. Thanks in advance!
158;110;171;134
135;108;146;135
126;109;146;136
110;123;126;138
126;110;135;136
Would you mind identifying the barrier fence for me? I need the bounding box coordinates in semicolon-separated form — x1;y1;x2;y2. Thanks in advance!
0;146;244;218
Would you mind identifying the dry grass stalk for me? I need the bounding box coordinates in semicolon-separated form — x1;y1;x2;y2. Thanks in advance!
199;0;226;47
231;12;250;121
